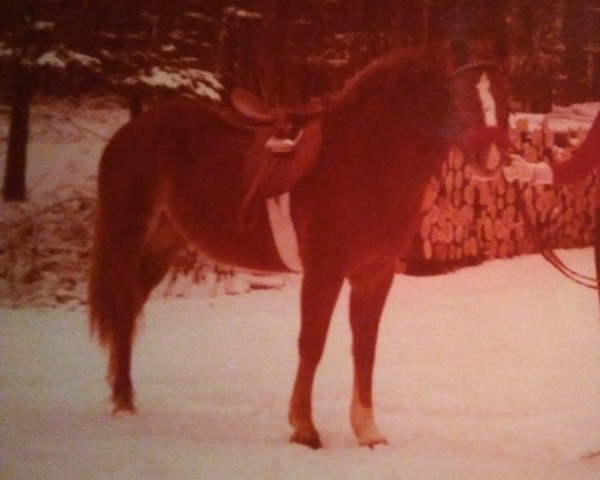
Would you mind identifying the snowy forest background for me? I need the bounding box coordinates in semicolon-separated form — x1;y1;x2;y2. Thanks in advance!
2;0;600;202
3;0;600;177
1;0;600;308
2;1;599;109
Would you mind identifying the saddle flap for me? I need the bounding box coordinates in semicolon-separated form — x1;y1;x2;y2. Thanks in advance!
244;118;322;199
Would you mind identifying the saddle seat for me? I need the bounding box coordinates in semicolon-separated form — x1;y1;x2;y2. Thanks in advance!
231;88;325;230
231;87;325;126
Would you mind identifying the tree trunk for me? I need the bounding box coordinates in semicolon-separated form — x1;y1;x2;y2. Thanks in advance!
3;63;33;202
562;0;589;103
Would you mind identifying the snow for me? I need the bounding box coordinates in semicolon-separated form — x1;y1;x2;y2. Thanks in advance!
36;51;67;69
123;67;222;101
224;7;263;20
36;49;101;71
183;11;212;23
0;41;14;58
33;21;55;32
2;98;600;479
2;253;600;479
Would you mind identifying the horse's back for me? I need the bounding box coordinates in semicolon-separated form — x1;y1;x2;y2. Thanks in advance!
100;99;236;176
97;99;288;272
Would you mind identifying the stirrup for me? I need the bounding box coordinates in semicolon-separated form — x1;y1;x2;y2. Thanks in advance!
266;124;303;153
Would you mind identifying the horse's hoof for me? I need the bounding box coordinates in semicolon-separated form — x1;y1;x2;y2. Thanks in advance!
110;380;135;415
110;398;136;416
289;430;322;449
359;436;388;449
111;405;136;416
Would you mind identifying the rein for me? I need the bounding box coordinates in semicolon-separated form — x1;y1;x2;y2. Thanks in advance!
514;183;598;289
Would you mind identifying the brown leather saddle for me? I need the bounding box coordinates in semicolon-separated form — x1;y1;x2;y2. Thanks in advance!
231;88;325;230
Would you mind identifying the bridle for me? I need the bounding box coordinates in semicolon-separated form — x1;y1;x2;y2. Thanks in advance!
451;60;501;78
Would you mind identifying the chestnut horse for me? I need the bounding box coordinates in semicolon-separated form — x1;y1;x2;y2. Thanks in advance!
89;45;510;448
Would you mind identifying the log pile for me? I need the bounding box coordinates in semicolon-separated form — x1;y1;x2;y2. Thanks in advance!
411;119;595;269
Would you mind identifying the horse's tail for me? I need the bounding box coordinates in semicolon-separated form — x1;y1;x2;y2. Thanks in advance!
89;208;120;349
88;178;145;356
88;124;148;355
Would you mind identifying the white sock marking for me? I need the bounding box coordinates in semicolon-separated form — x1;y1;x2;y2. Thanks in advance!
350;384;385;446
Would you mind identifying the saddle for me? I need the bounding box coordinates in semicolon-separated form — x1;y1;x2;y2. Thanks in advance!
231;88;324;230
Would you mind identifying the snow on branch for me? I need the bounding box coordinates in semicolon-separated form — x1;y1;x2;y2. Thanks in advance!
123;67;223;102
33;21;56;32
0;41;14;59
223;7;263;20
36;48;102;72
183;11;213;23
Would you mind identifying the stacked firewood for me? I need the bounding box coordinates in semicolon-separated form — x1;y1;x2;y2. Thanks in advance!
413;119;595;267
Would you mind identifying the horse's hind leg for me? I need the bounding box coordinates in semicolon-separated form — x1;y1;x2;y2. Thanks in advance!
347;258;395;447
138;214;184;301
109;215;183;412
90;217;147;413
90;207;183;413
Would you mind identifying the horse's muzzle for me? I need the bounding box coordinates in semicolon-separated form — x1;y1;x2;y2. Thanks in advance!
470;142;504;181
459;126;512;181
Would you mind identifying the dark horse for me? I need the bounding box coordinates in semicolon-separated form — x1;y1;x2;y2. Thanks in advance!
89;43;510;448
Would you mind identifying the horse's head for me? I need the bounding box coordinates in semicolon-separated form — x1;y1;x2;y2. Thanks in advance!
447;56;511;180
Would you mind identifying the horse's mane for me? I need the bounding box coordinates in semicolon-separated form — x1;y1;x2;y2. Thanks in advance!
323;45;454;158
318;45;455;186
333;46;450;111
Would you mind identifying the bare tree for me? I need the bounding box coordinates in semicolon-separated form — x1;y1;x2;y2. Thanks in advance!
2;4;38;201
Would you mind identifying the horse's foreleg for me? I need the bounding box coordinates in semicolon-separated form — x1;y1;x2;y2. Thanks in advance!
348;259;395;447
289;266;345;449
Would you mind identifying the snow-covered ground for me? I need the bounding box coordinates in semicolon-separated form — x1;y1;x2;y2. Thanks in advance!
2;252;600;479
2;98;600;479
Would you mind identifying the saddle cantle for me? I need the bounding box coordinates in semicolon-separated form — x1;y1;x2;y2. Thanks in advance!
232;88;324;230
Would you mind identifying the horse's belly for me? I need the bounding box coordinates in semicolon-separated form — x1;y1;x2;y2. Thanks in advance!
170;190;295;273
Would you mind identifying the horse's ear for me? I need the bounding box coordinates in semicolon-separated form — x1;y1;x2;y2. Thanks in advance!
449;35;507;69
449;38;470;70
443;4;508;68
